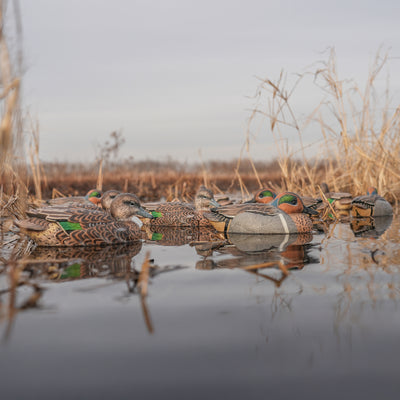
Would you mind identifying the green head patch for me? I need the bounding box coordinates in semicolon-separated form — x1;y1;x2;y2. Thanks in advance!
87;190;102;199
277;194;297;206
259;190;275;199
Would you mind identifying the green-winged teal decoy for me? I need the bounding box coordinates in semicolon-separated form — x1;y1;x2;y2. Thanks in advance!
351;187;393;217
44;189;103;207
320;182;352;211
246;187;322;216
143;186;220;227
15;193;153;246
204;192;318;234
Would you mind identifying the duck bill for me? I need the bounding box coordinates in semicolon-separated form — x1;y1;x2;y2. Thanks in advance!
243;198;256;204
137;207;154;219
303;205;319;216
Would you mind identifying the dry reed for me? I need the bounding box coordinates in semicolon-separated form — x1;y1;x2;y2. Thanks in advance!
0;0;27;218
245;47;400;201
1;6;399;208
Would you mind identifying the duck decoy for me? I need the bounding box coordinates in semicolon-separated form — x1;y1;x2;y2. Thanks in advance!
351;187;393;217
204;192;318;234
143;185;220;227
247;187;322;215
320;182;352;211
43;188;103;207
15;193;153;247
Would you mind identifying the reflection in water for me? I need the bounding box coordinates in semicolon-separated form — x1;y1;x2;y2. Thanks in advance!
1;218;400;348
143;225;222;246
0;241;185;338
350;215;393;238
0;259;45;341
194;232;318;287
189;215;400;350
28;242;143;280
317;217;400;342
2;217;400;398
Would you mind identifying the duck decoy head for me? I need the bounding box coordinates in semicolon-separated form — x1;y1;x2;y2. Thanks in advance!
367;186;378;195
271;192;318;215
85;189;103;205
110;193;154;220
101;189;121;211
320;182;330;194
245;188;277;204
195;186;220;210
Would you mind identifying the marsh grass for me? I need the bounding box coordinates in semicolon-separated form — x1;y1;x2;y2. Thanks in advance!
245;48;400;202
0;0;27;221
1;10;399;210
25;158;281;203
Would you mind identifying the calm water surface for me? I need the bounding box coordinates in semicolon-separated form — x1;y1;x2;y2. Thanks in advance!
1;216;400;399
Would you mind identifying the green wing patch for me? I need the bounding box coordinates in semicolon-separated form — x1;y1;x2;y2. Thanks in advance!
59;221;82;231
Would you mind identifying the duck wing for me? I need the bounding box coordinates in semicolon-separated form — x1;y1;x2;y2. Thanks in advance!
301;196;322;209
209;203;278;218
352;194;380;209
26;205;115;226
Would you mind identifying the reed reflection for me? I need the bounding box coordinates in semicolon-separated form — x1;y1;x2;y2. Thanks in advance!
0;257;46;341
0;241;185;338
320;218;400;334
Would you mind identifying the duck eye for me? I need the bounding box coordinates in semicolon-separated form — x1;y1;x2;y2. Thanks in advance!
123;200;136;206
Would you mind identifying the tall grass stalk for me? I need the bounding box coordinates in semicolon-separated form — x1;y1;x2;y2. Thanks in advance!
27;116;45;202
0;0;25;213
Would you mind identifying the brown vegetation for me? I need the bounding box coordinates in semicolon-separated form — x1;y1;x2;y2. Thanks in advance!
35;158;285;202
244;48;400;204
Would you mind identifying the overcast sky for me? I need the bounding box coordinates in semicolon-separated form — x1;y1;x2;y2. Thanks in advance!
15;0;400;163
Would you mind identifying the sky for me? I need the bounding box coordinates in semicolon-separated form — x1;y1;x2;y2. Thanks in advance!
12;0;400;163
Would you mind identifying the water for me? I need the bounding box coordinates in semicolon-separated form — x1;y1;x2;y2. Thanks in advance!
1;216;400;399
